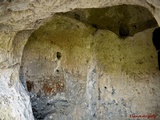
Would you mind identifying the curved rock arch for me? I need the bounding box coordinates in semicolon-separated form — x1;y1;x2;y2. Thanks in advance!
0;0;160;120
20;3;160;120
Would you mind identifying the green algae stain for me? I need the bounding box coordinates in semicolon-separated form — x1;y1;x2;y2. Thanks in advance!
95;29;157;76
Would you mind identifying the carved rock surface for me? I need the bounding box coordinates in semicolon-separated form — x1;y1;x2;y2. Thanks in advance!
20;14;160;120
0;0;160;120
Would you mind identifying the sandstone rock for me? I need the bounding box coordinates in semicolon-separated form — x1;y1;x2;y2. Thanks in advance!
0;0;160;120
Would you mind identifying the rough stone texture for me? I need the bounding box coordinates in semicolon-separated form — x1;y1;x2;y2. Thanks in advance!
0;30;35;120
20;15;93;119
0;68;34;120
60;5;157;37
0;0;160;120
0;0;160;32
19;14;160;120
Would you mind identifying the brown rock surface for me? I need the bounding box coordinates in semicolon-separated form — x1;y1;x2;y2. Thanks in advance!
0;1;160;120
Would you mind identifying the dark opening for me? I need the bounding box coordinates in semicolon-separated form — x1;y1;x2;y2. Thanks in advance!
56;69;59;73
56;52;61;60
119;22;129;38
152;27;160;70
74;14;80;20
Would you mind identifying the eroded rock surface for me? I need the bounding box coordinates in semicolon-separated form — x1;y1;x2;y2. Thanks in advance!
19;14;160;120
60;5;157;37
0;0;160;120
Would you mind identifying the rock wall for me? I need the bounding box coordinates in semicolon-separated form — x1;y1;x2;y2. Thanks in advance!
0;0;160;120
20;15;160;120
61;5;157;37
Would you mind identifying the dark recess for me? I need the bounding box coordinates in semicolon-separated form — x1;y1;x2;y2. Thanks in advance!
152;27;160;70
119;22;129;38
56;52;61;60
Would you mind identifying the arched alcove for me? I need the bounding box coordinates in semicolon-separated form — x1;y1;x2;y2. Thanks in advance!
19;4;160;120
20;14;93;119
